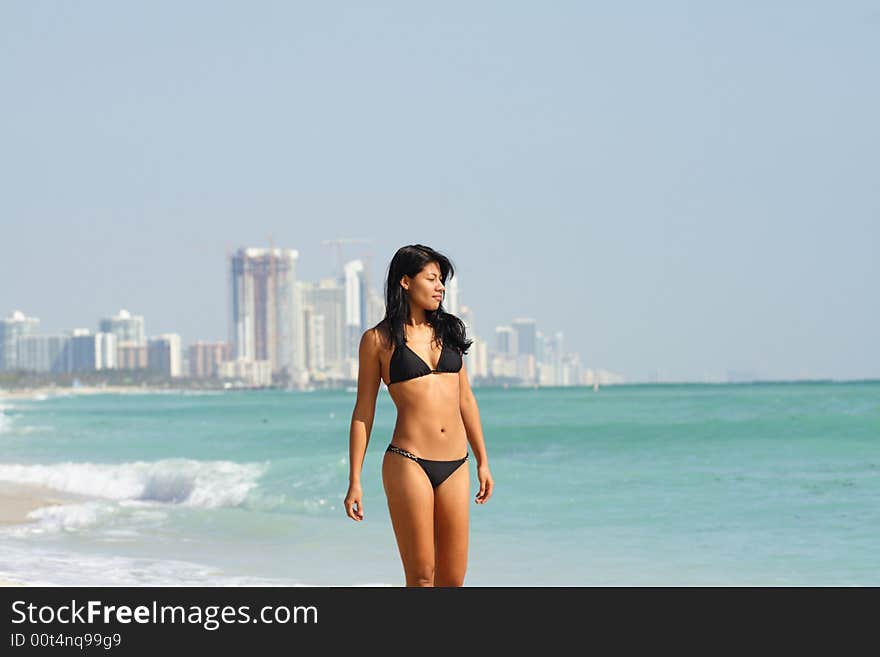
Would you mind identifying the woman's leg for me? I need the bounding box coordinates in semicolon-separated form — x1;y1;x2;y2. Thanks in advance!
382;450;436;586
432;459;470;587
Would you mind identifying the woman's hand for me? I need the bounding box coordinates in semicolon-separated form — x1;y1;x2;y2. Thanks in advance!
475;464;494;504
344;482;364;521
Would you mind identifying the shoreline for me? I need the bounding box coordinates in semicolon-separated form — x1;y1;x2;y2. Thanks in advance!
0;385;195;401
0;480;73;526
0;481;82;587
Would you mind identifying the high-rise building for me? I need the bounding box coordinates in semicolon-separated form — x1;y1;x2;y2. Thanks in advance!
97;332;117;370
306;310;326;372
189;341;233;379
465;335;489;381
99;309;145;346
535;329;545;364
511;319;537;384
457;303;478;377
344;260;367;361
444;274;460;316
148;334;181;377
458;304;474;337
512;318;537;356
539;331;566;386
17;334;69;373
301;278;344;377
366;286;386;330
118;344;148;370
67;329;117;372
218;358;272;387
553;330;564;383
495;325;517;357
229;247;301;379
0;310;40;371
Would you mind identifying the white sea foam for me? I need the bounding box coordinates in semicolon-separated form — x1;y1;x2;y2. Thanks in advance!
0;405;53;437
0;499;172;538
0;459;267;508
23;501;119;534
0;543;314;586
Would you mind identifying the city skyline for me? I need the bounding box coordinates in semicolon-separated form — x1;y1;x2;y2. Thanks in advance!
2;3;877;382
2;243;604;387
1;231;875;384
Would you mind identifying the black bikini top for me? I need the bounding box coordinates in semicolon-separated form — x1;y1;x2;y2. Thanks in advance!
389;340;462;385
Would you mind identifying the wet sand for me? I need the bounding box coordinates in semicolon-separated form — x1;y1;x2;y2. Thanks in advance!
0;481;76;586
0;480;70;526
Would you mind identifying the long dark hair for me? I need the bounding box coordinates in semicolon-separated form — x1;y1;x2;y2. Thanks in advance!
377;244;473;355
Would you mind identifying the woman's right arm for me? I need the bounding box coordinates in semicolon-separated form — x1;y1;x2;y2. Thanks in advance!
344;329;382;521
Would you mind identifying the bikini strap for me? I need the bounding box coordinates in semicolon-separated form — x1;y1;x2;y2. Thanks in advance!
387;444;420;461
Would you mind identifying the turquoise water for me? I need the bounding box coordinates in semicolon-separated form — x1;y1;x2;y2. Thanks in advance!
1;382;878;586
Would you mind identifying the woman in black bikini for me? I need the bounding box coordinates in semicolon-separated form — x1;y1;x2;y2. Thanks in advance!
344;244;494;587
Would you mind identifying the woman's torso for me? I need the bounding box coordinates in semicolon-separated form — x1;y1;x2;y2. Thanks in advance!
375;325;467;460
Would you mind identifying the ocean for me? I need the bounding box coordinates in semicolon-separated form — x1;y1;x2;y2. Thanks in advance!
1;381;878;586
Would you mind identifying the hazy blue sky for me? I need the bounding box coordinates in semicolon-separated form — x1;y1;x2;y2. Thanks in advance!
2;2;877;383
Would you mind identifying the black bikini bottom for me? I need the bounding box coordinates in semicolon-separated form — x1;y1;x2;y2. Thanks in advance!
385;444;468;489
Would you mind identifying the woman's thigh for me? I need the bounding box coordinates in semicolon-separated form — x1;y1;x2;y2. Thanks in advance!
382;451;435;581
432;459;470;586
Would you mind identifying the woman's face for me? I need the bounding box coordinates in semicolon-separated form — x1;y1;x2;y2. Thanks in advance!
402;262;445;310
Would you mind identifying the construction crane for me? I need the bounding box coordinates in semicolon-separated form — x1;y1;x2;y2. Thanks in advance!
321;238;372;279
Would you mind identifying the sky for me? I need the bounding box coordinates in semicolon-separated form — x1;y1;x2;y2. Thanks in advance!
1;1;878;383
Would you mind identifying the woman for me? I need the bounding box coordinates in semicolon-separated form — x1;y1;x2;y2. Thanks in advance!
344;244;494;587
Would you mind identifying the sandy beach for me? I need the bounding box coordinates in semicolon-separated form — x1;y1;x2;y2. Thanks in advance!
0;481;77;586
0;480;72;526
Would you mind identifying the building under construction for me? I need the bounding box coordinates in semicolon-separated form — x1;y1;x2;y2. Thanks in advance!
228;247;302;384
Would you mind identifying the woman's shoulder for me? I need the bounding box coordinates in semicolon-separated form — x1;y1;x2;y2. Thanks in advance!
366;320;394;351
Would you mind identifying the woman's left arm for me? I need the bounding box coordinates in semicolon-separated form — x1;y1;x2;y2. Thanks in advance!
459;361;494;504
